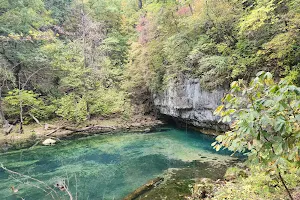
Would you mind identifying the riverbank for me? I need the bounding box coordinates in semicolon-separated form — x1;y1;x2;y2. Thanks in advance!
0;115;164;152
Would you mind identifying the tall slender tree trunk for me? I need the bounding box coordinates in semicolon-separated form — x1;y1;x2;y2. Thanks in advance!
18;77;23;134
81;0;88;68
188;4;193;15
0;87;8;127
138;0;143;9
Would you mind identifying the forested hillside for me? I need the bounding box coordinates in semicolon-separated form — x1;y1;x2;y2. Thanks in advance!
0;1;300;199
1;0;299;128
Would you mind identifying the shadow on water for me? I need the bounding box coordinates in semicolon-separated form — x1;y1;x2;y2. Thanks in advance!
0;126;243;200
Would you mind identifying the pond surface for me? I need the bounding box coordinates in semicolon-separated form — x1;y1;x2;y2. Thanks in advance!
0;127;238;200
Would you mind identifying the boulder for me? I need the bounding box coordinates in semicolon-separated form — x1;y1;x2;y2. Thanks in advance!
42;138;56;146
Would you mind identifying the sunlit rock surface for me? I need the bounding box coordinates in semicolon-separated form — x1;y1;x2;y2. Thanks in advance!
153;78;227;130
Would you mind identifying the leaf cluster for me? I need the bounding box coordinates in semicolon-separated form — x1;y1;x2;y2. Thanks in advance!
213;71;300;174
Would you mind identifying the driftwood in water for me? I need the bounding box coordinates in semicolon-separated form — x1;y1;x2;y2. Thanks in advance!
123;177;164;200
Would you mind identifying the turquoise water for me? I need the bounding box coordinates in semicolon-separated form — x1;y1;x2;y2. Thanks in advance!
0;127;237;200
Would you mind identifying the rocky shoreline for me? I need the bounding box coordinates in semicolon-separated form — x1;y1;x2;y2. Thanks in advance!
0;116;165;152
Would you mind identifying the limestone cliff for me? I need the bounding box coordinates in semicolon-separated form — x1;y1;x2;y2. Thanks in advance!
153;78;228;131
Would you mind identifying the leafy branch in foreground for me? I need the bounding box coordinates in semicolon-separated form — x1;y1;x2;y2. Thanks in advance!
213;71;300;200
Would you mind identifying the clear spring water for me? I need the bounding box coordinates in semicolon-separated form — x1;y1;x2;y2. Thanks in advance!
0;127;238;200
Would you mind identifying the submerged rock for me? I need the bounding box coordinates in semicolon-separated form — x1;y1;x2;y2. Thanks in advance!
42;138;56;146
123;177;164;200
138;161;232;200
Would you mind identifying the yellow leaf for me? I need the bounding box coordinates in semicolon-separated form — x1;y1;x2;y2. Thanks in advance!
214;105;224;115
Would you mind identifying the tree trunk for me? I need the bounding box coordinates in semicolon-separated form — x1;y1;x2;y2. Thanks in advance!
81;1;88;68
0;103;8;128
19;102;24;134
0;87;9;128
138;0;143;9
0;87;14;134
0;92;6;126
189;4;193;15
18;79;24;134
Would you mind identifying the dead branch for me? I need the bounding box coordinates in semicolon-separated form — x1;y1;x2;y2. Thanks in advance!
46;127;62;136
0;163;60;199
29;113;41;125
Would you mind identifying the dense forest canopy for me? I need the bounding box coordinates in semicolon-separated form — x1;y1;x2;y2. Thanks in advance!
0;0;299;127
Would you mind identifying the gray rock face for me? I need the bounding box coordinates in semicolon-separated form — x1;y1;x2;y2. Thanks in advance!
153;78;228;130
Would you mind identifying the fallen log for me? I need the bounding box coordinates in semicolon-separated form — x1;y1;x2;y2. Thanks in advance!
123;177;164;200
61;125;116;133
46;126;62;136
45;125;116;136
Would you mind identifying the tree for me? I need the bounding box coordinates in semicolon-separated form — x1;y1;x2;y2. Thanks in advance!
0;64;15;128
3;89;55;125
213;71;300;200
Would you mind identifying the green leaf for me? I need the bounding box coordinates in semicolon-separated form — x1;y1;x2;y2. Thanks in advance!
274;117;285;132
273;143;283;155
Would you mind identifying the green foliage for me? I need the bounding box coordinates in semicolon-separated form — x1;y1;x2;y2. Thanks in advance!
3;89;55;123
44;0;72;23
88;88;128;117
213;166;300;200
0;0;54;34
125;0;300;94
0;64;15;85
213;71;300;175
1;0;132;125
55;88;129;123
55;93;88;123
238;1;275;35
1;0;300;125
